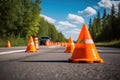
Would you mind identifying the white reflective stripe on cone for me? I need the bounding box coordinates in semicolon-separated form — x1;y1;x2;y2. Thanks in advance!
71;42;74;45
36;44;38;46
30;42;34;45
85;39;94;44
92;49;97;59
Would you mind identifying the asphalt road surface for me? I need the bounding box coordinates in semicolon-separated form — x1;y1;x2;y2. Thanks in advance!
0;46;120;80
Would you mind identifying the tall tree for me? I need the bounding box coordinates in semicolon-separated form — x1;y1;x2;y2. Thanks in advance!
96;11;102;33
115;3;120;39
22;0;41;38
0;0;23;37
89;4;120;42
118;3;120;17
102;9;107;19
110;4;117;39
38;17;49;37
89;18;92;28
48;24;58;41
89;17;97;40
0;0;41;38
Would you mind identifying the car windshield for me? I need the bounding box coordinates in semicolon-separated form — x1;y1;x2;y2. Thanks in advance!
41;37;49;39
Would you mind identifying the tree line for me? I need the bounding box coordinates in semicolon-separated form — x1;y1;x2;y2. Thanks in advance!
0;0;66;42
89;4;120;42
38;17;66;42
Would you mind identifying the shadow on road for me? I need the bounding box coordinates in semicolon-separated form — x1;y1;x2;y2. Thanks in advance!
20;60;70;63
99;52;120;54
20;60;99;64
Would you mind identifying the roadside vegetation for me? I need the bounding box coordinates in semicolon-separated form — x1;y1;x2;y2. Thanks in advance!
89;4;120;48
95;40;120;48
0;0;66;47
0;35;27;47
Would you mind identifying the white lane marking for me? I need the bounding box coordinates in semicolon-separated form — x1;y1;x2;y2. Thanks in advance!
0;50;25;55
49;46;62;48
49;46;56;48
98;50;102;52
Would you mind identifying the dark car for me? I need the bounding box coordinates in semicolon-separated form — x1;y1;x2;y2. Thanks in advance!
39;36;51;45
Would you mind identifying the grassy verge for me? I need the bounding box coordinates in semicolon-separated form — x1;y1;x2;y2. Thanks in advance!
0;37;28;47
95;40;120;48
0;39;28;47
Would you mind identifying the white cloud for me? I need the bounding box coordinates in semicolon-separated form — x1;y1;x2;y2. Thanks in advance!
64;28;80;35
67;13;84;24
55;21;80;40
56;21;77;31
63;28;81;41
40;14;56;24
98;0;112;9
93;6;100;10
111;1;120;10
98;0;120;10
56;25;68;31
78;7;97;16
58;21;76;28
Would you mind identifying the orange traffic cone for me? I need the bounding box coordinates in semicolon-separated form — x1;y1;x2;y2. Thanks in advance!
69;24;104;63
64;42;67;47
6;40;11;48
65;36;75;53
34;36;39;50
25;36;37;52
45;40;49;46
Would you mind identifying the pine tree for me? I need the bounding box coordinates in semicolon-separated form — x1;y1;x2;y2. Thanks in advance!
110;4;117;39
89;18;91;30
116;3;120;39
89;17;97;41
102;9;106;19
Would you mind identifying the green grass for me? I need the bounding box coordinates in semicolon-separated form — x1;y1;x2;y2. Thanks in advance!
95;40;120;48
0;36;28;47
0;39;27;47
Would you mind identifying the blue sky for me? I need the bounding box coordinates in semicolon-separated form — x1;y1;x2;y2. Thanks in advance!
40;0;120;40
